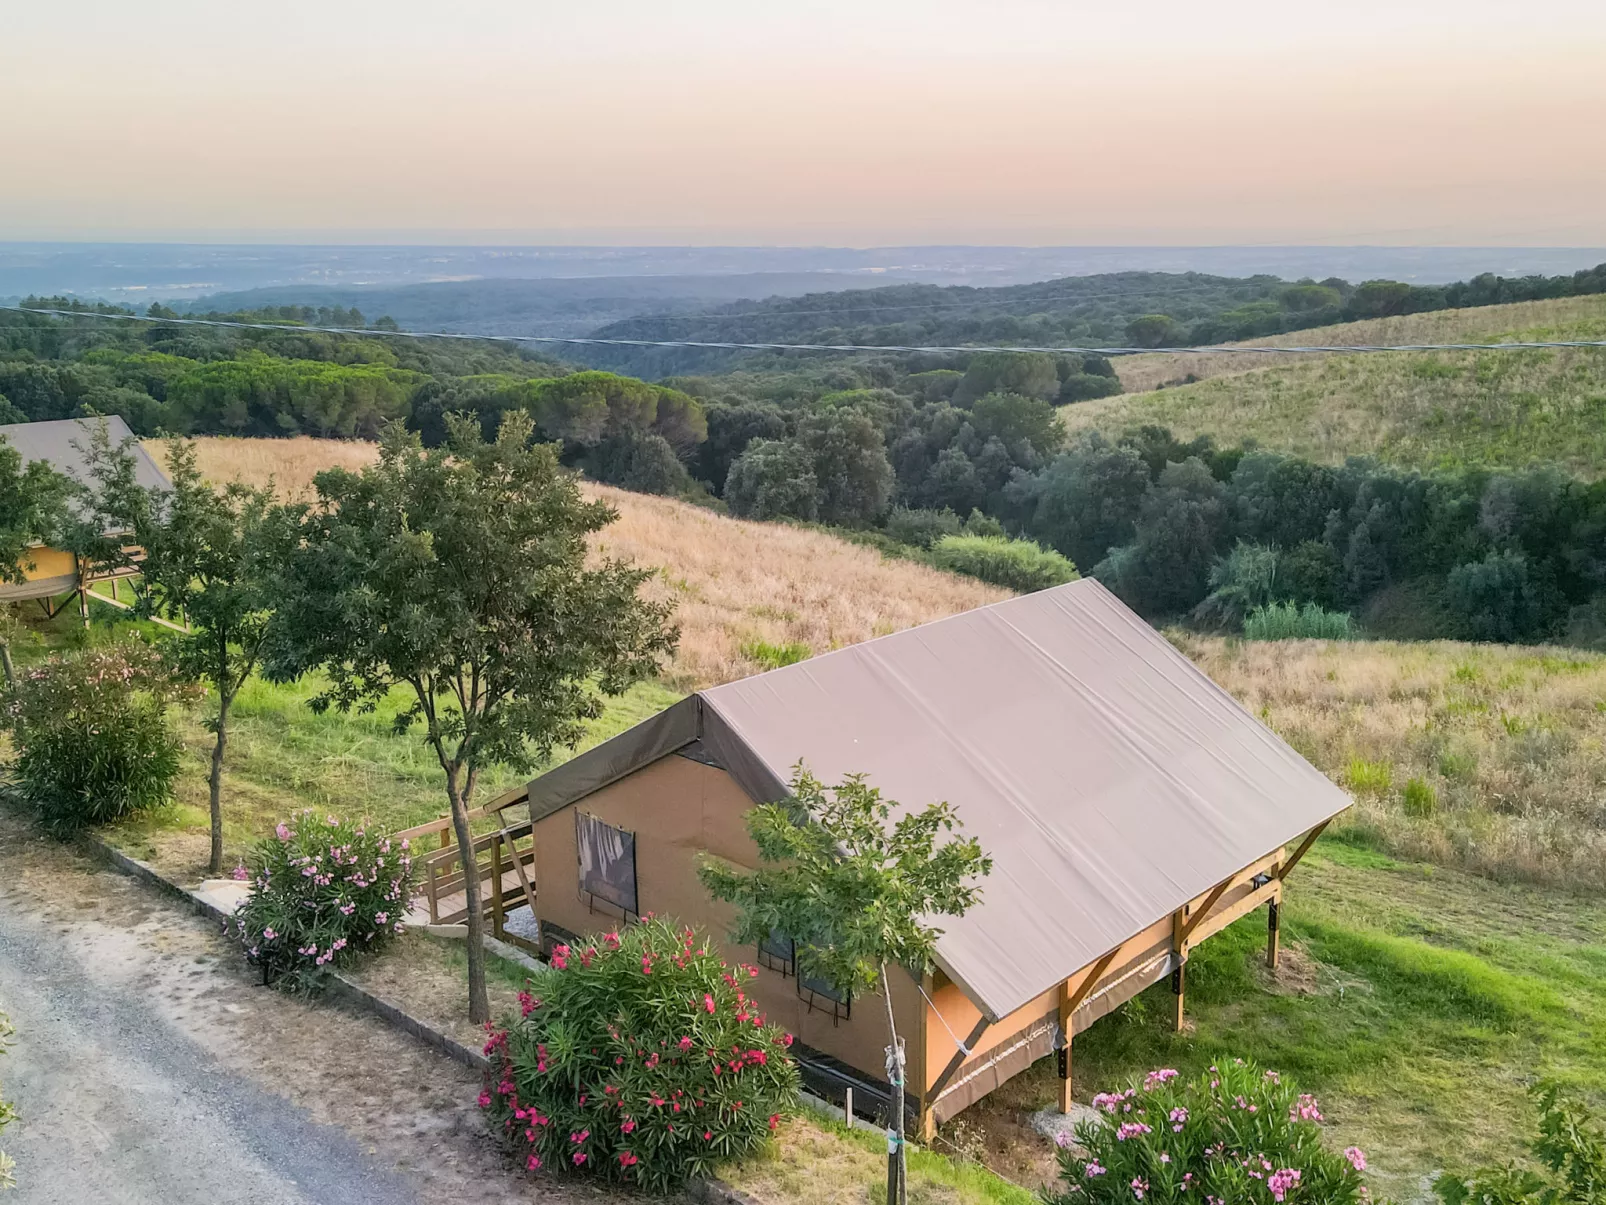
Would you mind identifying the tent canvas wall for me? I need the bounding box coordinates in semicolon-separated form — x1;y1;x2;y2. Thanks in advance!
526;578;1351;1131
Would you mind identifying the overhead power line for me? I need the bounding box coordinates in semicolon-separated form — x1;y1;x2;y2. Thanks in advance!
4;304;1605;357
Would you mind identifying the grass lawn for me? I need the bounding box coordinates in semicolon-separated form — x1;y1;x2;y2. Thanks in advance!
3;605;680;876
1068;296;1606;476
971;836;1606;1202
6;503;1606;1201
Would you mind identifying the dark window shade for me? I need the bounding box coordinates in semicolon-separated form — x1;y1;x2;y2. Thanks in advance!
758;929;795;976
575;811;638;918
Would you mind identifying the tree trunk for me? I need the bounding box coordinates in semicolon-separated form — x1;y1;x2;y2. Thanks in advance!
0;641;13;690
207;694;229;876
447;769;491;1025
881;963;907;1205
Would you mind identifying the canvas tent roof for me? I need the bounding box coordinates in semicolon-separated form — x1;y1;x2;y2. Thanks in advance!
529;578;1351;1022
0;417;170;508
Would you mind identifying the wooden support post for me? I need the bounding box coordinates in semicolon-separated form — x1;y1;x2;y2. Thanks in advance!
1057;982;1076;1113
1171;961;1186;1032
1267;889;1282;969
1172;909;1188;1032
110;576;119;601
490;832;505;941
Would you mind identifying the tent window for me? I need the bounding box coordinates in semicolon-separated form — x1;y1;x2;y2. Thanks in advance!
575;811;638;921
798;960;851;1024
758;929;795;977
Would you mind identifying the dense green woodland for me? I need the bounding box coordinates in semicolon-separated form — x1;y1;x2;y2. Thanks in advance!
578;262;1606;377
4;299;1604;651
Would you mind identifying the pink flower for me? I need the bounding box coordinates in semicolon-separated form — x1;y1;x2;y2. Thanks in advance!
678;1035;694;1051
572;1152;586;1166
525;1154;541;1170
704;993;716;1013
1143;1068;1179;1090
1169;1106;1188;1131
621;1119;636;1134
1084;1162;1106;1178
1131;1177;1149;1200
618;1151;638;1168
1116;1122;1153;1141
478;1091;492;1108
1268;1168;1302;1202
231;862;249;881
603;931;621;948
1345;1147;1368;1172
275;823;292;841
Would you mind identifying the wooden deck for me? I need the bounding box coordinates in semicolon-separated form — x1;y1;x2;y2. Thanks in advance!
395;784;540;954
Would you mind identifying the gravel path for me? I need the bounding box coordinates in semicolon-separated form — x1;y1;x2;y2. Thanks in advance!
0;810;622;1205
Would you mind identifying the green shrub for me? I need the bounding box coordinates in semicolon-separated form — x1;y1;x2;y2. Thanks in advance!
1437;1083;1606;1205
480;917;799;1193
1242;601;1355;641
2;639;189;836
1043;1060;1373;1205
1402;777;1439;818
885;506;962;549
739;640;811;671
228;810;416;989
1345;758;1393;795
930;534;1078;593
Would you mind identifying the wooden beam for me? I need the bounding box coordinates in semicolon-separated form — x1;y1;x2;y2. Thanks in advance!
1177;876;1235;948
1277;820;1330;881
1056;946;1119;1112
926;1014;992;1103
1267;887;1283;969
82;588;190;633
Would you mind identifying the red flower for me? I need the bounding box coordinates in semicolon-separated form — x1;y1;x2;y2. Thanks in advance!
618;1151;638;1168
704;994;716;1013
769;1114;780;1131
704;1130;714;1141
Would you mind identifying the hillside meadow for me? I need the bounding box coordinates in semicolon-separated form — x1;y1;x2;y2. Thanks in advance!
2;434;1594;1200
1080;295;1606;475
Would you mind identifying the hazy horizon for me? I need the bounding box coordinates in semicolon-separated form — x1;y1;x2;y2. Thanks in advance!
6;1;1604;246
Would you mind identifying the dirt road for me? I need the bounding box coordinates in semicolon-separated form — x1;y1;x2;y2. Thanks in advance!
0;811;616;1205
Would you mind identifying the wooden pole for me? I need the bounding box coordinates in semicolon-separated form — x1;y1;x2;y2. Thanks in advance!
1172;909;1187;1032
1057;981;1076;1113
1267;890;1282;969
1171;962;1186;1032
490;832;505;941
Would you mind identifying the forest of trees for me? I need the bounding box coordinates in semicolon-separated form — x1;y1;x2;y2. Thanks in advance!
6;298;1604;651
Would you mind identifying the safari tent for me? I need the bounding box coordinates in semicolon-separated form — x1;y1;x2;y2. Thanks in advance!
0;416;168;619
520;578;1352;1135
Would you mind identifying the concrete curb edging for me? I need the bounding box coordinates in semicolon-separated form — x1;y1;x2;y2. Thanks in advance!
78;830;761;1203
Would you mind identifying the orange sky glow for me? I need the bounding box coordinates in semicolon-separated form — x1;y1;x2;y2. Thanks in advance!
4;0;1604;244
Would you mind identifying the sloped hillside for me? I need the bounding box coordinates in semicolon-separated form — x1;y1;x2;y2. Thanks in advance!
168;436;1007;691
1076;295;1606;475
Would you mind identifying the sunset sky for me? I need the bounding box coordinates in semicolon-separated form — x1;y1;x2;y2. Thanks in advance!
5;0;1604;245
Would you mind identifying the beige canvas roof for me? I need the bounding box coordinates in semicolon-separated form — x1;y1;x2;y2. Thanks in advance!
0;416;170;506
530;578;1351;1021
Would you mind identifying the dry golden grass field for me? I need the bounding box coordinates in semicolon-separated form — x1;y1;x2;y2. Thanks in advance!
1084;295;1606;475
159;436;1006;691
163;435;1606;892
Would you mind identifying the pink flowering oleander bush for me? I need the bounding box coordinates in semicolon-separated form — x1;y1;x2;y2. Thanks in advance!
229;810;415;989
1044;1060;1376;1205
2;639;192;837
480;916;800;1195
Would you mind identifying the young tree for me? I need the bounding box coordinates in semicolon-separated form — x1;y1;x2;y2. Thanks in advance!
89;437;282;874
262;414;677;1023
699;767;992;1205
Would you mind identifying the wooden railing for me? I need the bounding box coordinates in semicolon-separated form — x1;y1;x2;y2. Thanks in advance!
395;783;539;954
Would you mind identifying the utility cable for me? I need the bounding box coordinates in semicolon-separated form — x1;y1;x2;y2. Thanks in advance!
5;305;1605;358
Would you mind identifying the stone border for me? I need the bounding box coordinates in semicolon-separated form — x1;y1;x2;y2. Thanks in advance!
77;830;751;1203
